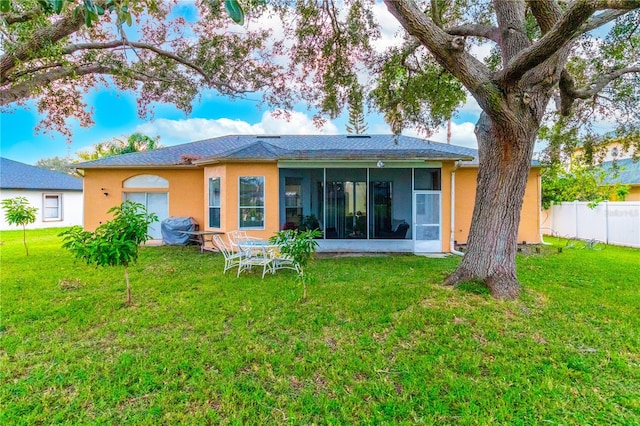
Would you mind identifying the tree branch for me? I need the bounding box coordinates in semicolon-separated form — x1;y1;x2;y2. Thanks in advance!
494;0;530;63
582;9;628;32
60;40;213;84
527;0;562;35
559;66;640;115
383;1;497;109
0;4;92;81
446;24;501;44
498;0;598;86
573;66;640;98
593;0;640;10
430;0;442;27
1;8;40;25
8;62;65;81
0;64;127;105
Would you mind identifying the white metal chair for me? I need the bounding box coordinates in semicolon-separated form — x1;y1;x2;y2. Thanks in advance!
227;230;261;252
236;242;273;279
213;234;243;275
266;245;299;274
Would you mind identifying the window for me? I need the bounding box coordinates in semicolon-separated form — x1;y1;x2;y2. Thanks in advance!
414;168;441;190
239;176;265;229
123;174;168;188
123;192;168;240
611;147;619;158
43;194;61;221
284;177;303;228
325;169;367;239
209;177;221;228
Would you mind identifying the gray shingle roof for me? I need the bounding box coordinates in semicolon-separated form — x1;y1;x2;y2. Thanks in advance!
602;158;640;185
1;158;83;191
75;135;478;168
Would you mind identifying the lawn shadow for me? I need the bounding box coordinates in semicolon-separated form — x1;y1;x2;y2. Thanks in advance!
455;280;491;296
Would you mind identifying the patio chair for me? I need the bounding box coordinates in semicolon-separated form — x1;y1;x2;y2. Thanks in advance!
267;245;299;274
213;234;243;274
236;242;273;279
378;222;410;239
227;230;261;252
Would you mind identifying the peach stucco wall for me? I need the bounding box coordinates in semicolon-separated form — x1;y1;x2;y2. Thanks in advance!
82;163;542;249
204;162;280;240
621;185;640;201
82;168;204;231
453;167;541;244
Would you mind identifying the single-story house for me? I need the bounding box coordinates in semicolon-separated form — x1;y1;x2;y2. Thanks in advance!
0;157;84;230
603;158;640;201
76;135;542;253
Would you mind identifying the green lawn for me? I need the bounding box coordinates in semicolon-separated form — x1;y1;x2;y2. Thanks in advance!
1;228;638;425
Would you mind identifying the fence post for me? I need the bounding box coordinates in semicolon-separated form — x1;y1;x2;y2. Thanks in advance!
574;201;579;239
605;201;609;244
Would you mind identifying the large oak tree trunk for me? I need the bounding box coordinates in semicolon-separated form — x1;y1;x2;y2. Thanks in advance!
445;112;537;300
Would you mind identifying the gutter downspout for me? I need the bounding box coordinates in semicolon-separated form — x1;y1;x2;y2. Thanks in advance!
450;161;465;256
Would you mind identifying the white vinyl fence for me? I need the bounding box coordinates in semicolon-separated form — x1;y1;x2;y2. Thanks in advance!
542;201;640;248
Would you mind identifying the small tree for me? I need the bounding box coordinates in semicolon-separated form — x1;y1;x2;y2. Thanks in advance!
1;197;37;255
76;133;162;161
270;229;322;300
35;156;76;175
60;201;158;306
345;87;369;135
541;162;629;209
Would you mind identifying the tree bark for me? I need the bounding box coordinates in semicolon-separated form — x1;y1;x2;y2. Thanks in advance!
22;225;29;256
124;266;131;306
444;112;537;300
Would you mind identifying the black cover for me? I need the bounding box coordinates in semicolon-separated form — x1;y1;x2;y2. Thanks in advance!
161;217;197;245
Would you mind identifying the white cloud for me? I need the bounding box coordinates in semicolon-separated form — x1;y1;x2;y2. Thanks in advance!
134;110;339;145
427;121;478;148
369;120;478;149
370;2;404;52
457;91;483;117
469;42;495;63
258;111;339;134
401;121;477;149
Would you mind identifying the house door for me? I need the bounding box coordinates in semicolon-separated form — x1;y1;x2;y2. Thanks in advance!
413;191;441;252
124;192;169;239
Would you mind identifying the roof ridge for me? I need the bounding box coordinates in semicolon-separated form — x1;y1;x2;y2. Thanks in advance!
217;139;292;159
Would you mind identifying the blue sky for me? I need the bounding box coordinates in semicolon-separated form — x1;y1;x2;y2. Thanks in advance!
0;85;484;165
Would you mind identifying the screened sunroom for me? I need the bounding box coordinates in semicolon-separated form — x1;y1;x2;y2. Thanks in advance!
278;163;443;252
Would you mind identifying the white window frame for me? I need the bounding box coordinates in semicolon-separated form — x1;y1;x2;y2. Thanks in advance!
123;174;168;188
43;193;62;221
239;176;265;229
209;177;221;228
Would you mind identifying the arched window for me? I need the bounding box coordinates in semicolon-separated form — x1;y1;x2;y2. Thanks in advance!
123;174;168;188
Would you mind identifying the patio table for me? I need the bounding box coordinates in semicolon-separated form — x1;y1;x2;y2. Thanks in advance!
236;240;276;278
178;230;224;253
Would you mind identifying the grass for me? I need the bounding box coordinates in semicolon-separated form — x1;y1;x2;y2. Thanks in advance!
1;229;638;425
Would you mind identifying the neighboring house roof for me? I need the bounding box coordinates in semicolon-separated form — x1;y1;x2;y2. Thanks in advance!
602;158;640;185
1;157;83;191
75;135;479;168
